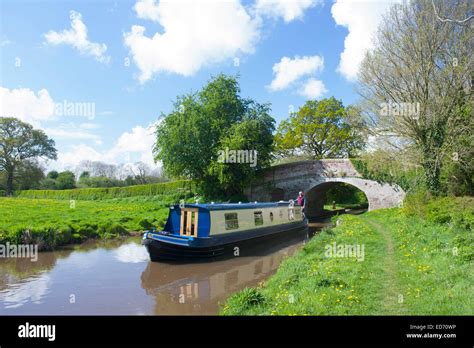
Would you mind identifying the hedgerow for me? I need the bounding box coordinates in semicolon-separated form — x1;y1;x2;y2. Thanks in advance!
15;180;194;200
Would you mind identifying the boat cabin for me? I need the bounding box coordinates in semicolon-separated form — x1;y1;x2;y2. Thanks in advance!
163;202;303;238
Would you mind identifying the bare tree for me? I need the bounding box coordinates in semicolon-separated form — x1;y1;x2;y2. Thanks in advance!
131;162;150;184
357;0;473;193
76;160;118;178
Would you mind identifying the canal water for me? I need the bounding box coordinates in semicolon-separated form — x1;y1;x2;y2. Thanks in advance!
0;221;330;315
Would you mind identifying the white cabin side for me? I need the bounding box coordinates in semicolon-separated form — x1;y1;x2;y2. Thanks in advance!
209;206;303;235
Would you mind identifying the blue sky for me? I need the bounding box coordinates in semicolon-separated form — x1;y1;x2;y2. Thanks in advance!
0;0;396;171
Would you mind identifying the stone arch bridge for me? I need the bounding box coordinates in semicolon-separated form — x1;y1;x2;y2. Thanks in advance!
244;160;405;219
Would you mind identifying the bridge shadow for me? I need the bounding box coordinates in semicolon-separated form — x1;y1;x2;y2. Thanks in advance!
305;181;369;221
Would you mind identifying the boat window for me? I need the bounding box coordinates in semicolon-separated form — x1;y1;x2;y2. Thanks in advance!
225;213;239;230
254;211;264;226
269;212;274;222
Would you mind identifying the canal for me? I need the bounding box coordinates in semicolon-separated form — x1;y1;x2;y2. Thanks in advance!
0;220;331;315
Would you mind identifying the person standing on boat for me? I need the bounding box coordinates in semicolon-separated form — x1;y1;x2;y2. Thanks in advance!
296;191;305;213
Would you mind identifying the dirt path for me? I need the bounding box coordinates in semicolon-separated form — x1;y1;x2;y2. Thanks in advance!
365;219;405;314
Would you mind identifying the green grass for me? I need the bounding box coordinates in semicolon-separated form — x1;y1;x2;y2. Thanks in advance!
221;197;473;315
323;203;368;211
0;193;190;250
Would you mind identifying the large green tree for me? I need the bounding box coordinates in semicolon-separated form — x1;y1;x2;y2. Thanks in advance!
274;97;365;159
0;117;57;195
357;0;473;194
15;160;46;190
153;74;275;196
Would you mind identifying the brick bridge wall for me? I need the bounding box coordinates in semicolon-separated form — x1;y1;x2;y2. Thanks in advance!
244;159;405;218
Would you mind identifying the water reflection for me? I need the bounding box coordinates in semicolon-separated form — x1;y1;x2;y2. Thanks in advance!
0;220;330;315
114;243;150;263
1;273;51;309
141;237;305;315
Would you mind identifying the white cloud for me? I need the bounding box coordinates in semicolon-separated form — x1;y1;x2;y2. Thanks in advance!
255;0;321;23
109;124;156;165
133;0;161;21
268;55;324;91
54;124;157;171
124;0;261;82
55;144;104;170
297;78;327;98
331;0;398;81
79;122;100;130
43;126;102;145
0;39;12;47
0;87;55;125
44;10;110;64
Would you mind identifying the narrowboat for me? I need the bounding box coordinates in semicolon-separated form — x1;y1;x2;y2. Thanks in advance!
142;201;308;261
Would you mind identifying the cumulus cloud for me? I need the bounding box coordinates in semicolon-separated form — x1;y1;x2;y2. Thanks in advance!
44;10;110;63
331;0;398;81
108;124;156;165
43;123;102;145
124;0;261;82
54;124;157;171
297;78;327;99
268;55;324;91
255;0;321;23
0;87;55;125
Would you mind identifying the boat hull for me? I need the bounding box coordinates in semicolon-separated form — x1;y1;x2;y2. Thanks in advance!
142;220;308;261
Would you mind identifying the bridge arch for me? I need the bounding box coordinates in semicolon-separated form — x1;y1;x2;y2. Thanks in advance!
244;160;405;213
304;179;374;219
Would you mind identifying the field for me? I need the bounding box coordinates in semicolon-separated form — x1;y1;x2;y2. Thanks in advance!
222;197;473;315
0;194;190;250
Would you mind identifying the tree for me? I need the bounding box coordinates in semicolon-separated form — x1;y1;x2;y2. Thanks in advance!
55;171;76;189
47;170;59;179
208;102;275;194
131;162;151;185
357;0;473;194
75;160;117;178
274;97;365;159
440;102;474;195
15;160;45;190
0;117;57;195
154;74;275;197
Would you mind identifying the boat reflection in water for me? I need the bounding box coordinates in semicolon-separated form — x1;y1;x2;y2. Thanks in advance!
141;232;309;315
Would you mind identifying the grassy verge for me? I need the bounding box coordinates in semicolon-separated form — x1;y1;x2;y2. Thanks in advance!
221;197;473;315
0;193;190;250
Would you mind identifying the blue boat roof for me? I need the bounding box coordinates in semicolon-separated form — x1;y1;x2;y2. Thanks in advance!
173;202;292;211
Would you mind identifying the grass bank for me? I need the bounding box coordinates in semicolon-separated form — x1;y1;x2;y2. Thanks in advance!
221;197;473;315
0;193;190;250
